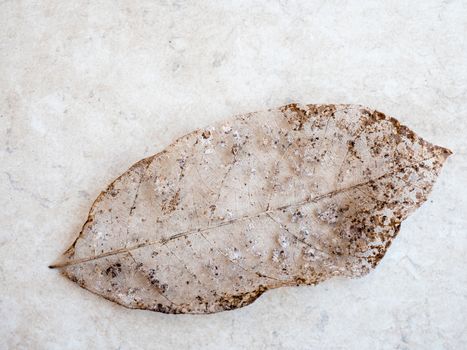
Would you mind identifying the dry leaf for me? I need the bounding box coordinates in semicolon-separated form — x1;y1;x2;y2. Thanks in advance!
51;104;451;314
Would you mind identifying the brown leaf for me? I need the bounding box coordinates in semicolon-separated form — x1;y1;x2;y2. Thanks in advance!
50;104;451;314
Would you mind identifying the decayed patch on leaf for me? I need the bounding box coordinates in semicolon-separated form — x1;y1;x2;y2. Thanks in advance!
51;104;451;314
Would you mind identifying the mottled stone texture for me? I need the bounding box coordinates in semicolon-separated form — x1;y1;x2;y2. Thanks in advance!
53;104;450;314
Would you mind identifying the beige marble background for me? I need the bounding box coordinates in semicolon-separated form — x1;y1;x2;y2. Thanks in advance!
1;1;466;349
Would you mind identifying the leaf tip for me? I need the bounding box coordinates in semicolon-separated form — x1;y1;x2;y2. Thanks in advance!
442;147;453;157
436;145;453;161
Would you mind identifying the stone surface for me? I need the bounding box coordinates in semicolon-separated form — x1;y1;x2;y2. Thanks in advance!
1;0;466;348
